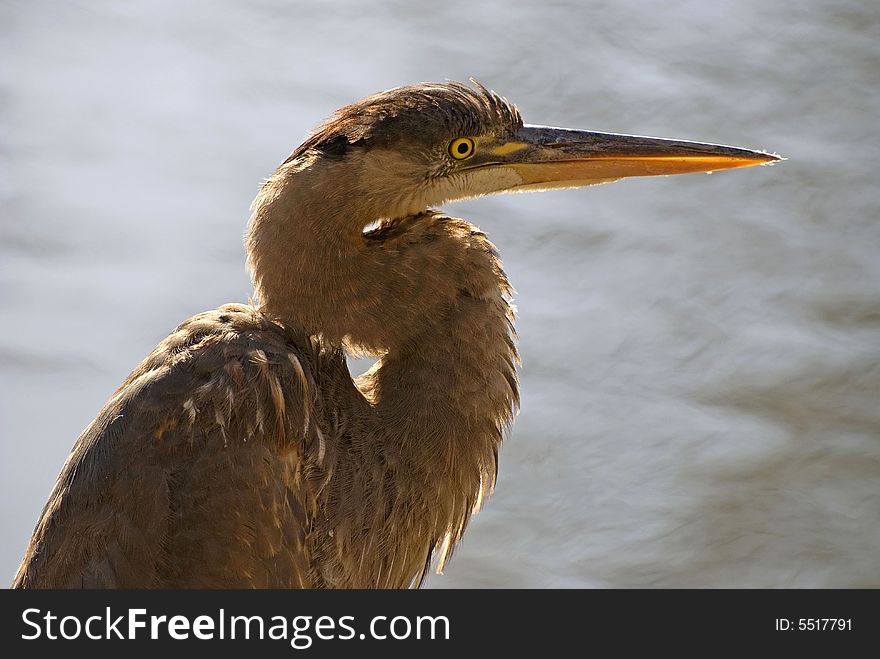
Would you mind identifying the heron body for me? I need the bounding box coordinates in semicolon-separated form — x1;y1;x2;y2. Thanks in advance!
13;82;777;588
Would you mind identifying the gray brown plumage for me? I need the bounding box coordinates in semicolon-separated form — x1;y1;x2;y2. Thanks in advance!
13;81;778;588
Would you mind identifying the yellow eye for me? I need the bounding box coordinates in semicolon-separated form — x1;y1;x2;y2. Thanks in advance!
449;137;475;160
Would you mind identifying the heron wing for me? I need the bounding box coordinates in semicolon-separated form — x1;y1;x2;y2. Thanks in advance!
12;304;327;588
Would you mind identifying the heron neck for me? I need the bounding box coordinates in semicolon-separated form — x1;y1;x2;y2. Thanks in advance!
247;159;519;576
247;155;519;399
247;155;520;418
247;155;517;414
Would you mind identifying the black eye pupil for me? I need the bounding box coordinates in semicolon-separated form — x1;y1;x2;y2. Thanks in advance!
457;142;469;154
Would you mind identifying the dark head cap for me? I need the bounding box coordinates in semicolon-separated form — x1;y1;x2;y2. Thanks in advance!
287;81;523;163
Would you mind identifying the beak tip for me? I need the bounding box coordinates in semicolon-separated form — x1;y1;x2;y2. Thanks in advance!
761;151;786;164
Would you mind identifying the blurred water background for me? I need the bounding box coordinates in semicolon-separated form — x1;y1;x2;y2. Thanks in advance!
2;0;878;587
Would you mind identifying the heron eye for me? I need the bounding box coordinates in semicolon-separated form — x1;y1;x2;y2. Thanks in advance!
449;137;475;160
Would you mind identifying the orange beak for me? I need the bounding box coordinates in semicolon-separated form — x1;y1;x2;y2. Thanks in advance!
477;124;782;191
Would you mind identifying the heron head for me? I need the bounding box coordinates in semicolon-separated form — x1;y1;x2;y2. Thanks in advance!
282;80;780;220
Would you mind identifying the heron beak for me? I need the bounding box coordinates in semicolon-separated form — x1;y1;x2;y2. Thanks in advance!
488;124;782;191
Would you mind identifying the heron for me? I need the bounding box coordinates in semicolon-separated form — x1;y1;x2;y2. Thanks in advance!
13;81;779;588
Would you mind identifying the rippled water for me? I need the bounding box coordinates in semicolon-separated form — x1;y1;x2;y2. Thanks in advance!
2;0;878;587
